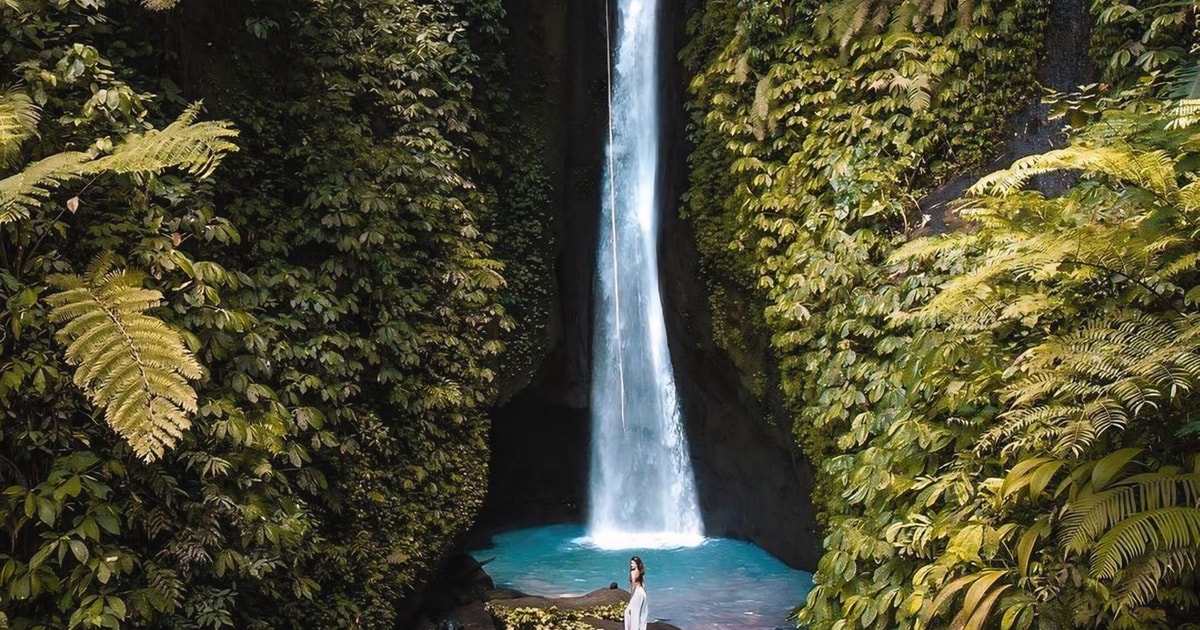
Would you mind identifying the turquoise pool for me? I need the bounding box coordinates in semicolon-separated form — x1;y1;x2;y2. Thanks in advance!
471;524;813;629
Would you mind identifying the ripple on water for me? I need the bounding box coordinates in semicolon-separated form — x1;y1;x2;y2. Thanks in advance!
471;524;814;629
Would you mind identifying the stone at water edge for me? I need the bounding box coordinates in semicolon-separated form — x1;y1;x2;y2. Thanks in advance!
584;619;681;630
483;588;527;601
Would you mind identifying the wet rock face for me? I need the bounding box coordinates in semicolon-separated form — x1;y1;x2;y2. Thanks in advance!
919;0;1095;233
479;0;822;571
659;217;823;571
473;399;590;536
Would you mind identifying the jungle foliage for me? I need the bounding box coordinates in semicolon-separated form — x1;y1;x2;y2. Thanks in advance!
0;0;550;627
684;0;1200;628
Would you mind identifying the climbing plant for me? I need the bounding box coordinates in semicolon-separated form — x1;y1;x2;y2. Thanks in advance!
683;0;1200;629
1;0;521;627
884;95;1200;629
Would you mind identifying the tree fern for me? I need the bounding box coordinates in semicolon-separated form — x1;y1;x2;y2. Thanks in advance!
45;253;204;460
885;94;1200;628
0;86;39;168
0;102;236;224
90;103;237;178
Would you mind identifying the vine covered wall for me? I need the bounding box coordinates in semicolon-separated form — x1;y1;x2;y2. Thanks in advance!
0;0;550;627
683;0;1200;628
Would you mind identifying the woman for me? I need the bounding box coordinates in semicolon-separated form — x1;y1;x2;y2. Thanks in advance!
624;556;648;630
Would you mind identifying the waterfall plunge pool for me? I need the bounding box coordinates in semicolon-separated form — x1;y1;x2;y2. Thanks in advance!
471;524;814;629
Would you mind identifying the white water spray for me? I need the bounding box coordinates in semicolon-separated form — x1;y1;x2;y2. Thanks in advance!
587;0;704;549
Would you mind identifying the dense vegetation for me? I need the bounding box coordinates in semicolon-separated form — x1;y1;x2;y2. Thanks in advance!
6;0;1200;627
0;0;553;627
684;0;1200;628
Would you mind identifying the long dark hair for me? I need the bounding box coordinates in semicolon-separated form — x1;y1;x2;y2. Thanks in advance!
630;556;646;585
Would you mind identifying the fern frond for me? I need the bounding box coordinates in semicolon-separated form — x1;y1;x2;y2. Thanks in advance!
889;231;980;264
90;103;238;179
0;150;91;224
45;255;204;460
972;146;1179;199
0;87;39;168
1;104;236;225
1155;250;1200;284
1177;180;1200;220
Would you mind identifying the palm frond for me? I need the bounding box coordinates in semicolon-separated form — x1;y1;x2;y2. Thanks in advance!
1112;548;1199;611
45;253;204;460
1168;59;1200;100
1091;507;1200;579
1061;470;1200;556
1166;99;1200;130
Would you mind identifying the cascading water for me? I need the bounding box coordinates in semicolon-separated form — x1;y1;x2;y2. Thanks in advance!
587;0;703;549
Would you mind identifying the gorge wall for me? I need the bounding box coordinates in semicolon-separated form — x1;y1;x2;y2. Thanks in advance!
476;0;825;570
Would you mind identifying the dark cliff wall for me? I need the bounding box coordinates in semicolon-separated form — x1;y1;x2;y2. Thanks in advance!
657;0;824;570
919;0;1095;232
474;0;606;533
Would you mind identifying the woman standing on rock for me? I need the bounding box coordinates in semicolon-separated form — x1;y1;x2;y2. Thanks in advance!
625;556;648;630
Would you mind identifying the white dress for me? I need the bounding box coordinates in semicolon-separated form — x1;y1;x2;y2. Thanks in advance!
624;584;648;630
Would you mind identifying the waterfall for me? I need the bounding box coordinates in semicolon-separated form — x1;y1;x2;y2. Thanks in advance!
587;0;704;549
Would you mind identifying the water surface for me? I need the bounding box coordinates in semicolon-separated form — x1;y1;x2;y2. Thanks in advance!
473;524;813;629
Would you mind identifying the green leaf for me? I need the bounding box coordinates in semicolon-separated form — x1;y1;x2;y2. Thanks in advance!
68;539;89;564
1017;518;1050;577
1030;460;1066;499
36;496;56;526
107;596;126;619
962;584;1011;630
93;512;120;535
1092;448;1143;490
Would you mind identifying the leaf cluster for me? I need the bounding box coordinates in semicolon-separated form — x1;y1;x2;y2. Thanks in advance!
683;1;1200;629
0;0;522;628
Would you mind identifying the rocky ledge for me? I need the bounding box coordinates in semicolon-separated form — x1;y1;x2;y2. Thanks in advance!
444;587;682;630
